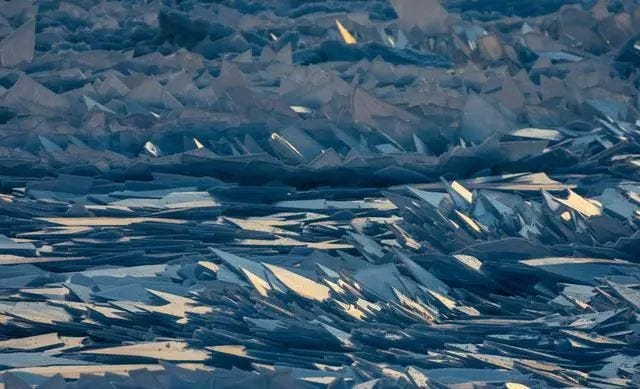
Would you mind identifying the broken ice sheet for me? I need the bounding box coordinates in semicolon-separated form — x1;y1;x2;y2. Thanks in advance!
391;0;449;34
509;128;563;141
80;341;209;362
0;234;35;256
0;75;68;114
0;18;35;67
462;94;515;144
0;0;637;387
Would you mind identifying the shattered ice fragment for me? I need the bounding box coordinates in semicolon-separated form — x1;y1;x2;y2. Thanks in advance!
0;18;35;67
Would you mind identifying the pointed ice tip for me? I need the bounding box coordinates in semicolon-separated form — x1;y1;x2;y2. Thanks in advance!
193;138;204;149
336;20;357;45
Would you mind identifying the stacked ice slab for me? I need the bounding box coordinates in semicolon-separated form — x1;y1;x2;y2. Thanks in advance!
0;0;639;387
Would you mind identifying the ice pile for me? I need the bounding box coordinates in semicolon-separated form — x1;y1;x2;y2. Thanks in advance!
0;0;639;387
